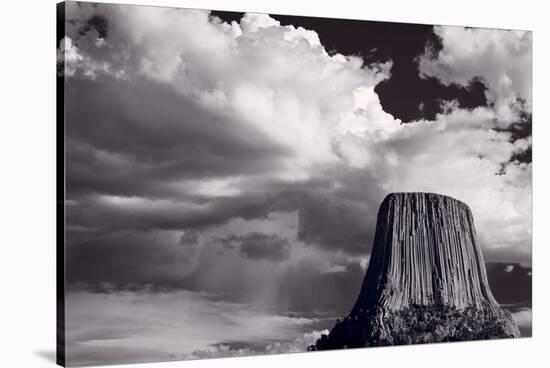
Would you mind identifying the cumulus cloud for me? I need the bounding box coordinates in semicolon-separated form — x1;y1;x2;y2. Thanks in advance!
239;13;280;33
264;329;328;354
418;26;532;124
57;37;83;76
187;329;328;359
375;105;532;262
62;3;395;175
61;3;397;252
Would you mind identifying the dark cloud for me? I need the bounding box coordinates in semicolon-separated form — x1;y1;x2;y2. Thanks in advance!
236;233;291;262
179;230;199;246
277;261;365;317
79;14;109;38
65;77;289;201
271;172;385;255
66;192;273;232
66;227;367;321
67;158;384;256
296;195;374;256
66;230;199;291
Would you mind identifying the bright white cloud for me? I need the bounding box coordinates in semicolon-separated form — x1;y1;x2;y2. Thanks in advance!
376;106;532;262
57;37;83;76
418;26;532;124
239;12;281;33
61;3;398;178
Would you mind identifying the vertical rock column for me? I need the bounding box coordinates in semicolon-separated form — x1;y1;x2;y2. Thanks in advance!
311;192;519;351
351;192;499;313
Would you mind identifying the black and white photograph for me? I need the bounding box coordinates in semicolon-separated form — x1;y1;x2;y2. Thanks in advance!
56;1;532;366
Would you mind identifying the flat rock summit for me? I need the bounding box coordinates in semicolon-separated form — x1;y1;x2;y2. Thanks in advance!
310;192;519;350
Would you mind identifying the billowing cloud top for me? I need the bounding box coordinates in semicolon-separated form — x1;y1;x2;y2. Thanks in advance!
59;2;531;363
418;26;532;124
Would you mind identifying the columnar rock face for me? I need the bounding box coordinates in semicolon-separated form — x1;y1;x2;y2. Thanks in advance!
310;192;519;350
352;192;499;313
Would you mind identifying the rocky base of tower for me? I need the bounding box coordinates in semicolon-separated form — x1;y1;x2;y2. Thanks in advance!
308;304;519;351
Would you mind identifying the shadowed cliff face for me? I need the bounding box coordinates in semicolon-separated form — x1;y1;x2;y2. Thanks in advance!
311;192;520;350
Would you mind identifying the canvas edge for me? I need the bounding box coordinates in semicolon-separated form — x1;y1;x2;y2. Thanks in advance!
56;1;66;367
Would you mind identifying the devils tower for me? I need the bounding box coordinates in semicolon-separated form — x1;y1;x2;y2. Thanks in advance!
310;192;519;350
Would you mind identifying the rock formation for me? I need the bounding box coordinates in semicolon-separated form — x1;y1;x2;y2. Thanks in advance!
310;192;519;350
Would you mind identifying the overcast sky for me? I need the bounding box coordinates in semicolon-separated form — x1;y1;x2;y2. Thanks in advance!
59;2;532;365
